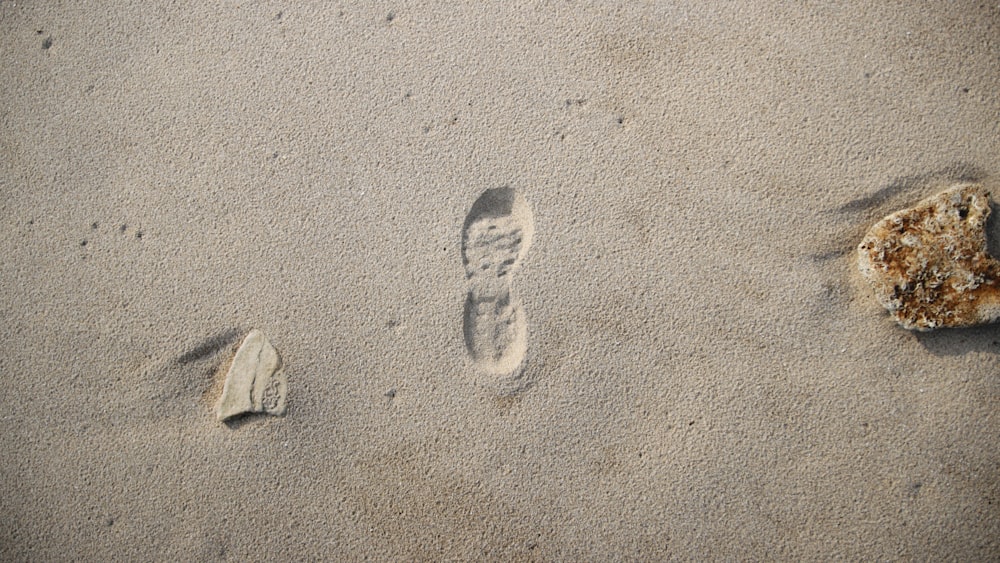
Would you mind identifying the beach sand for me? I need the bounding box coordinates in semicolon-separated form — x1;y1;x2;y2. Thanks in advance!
2;1;998;559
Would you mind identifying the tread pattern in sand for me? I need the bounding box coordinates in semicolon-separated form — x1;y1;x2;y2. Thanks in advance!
461;187;534;374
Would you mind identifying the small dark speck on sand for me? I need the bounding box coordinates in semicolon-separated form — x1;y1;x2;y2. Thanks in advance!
41;37;53;50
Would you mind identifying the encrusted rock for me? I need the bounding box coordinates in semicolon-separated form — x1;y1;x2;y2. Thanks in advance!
857;183;1000;330
216;330;287;421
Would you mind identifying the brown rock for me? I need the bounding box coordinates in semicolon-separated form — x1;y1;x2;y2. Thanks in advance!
857;183;1000;330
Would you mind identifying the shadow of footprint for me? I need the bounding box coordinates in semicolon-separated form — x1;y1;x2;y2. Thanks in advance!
461;187;534;375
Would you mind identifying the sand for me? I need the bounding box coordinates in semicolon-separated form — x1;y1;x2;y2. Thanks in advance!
1;1;998;560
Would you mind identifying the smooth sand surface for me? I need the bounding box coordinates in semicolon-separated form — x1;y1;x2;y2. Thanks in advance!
2;2;999;560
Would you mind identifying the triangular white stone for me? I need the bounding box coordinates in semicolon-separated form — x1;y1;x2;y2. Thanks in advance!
216;330;287;421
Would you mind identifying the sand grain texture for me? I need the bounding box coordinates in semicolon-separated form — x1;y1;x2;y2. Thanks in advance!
1;1;999;560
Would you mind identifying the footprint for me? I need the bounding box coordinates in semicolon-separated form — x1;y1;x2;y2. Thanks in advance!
461;187;534;374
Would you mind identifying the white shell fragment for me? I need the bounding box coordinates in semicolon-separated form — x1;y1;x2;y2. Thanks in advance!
216;330;287;421
857;183;1000;330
